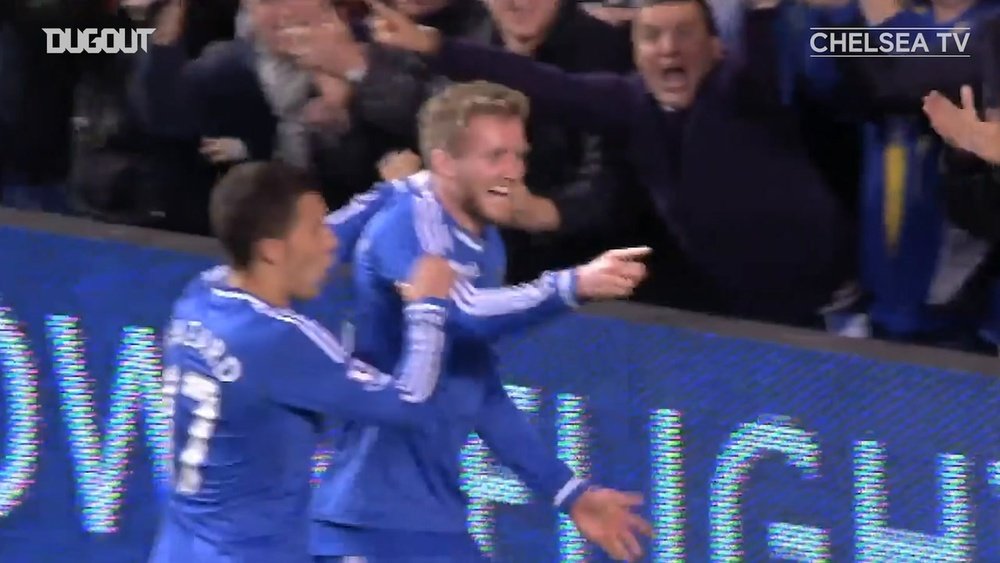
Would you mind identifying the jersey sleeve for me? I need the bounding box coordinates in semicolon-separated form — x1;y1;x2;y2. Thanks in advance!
325;181;402;265
267;297;450;428
474;370;590;513
367;188;453;285
366;193;577;340
451;269;579;341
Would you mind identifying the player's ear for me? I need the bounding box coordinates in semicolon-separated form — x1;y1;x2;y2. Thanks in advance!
429;147;456;178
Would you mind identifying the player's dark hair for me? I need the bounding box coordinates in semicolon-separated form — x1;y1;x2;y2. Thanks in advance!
635;0;718;36
209;161;318;270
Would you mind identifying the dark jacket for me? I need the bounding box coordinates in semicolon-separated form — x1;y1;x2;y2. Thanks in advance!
133;39;274;234
942;150;1000;243
137;39;276;157
0;25;78;186
137;36;400;212
938;13;1000;345
428;8;852;322
935;149;1000;340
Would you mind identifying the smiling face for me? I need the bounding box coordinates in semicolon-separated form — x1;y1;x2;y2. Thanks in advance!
632;1;722;109
419;81;531;231
448;113;529;227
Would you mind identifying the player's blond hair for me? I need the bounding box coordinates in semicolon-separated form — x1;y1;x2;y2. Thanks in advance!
417;81;530;162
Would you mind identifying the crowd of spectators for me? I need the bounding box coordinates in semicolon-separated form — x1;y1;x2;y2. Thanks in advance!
3;0;1000;355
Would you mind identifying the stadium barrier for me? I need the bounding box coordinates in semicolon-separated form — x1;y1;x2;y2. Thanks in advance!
1;208;998;562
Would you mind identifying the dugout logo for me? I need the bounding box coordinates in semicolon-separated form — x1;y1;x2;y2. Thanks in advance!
43;28;155;55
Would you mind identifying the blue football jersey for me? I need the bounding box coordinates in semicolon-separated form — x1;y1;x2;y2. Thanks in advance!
150;269;450;563
310;172;590;558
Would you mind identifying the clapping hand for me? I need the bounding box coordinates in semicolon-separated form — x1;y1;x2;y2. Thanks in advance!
924;85;1000;164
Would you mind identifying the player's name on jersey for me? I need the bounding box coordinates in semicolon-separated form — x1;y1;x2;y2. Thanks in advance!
165;319;243;383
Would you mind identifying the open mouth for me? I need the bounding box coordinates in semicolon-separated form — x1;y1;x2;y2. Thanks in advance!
660;65;688;90
487;186;510;198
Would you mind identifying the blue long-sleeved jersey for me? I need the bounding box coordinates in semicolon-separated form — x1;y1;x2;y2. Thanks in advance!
150;270;450;563
325;180;407;266
310;172;589;558
325;175;582;340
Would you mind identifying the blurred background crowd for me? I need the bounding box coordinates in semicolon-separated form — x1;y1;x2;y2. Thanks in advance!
3;0;1000;355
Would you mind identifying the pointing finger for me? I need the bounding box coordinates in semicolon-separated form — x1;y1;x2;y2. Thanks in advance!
605;246;652;261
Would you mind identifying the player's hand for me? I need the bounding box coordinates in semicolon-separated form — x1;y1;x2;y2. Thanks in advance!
570;487;652;561
366;0;442;54
575;247;651;301
401;256;455;301
378;150;423;181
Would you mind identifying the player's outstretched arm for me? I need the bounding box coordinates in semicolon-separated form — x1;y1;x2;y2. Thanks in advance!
474;371;651;560
269;257;454;427
447;269;579;340
367;190;573;340
367;189;650;340
448;246;651;341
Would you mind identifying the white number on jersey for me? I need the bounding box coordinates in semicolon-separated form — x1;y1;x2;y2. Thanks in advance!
162;366;221;495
